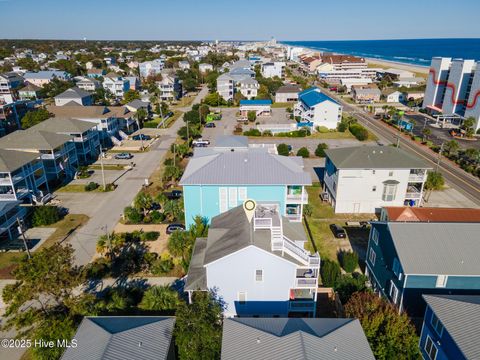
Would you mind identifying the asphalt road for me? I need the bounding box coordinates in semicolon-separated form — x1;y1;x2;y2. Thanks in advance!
324;89;480;205
66;86;209;266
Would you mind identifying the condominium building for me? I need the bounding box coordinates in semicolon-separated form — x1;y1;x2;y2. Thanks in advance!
0;72;24;104
138;59;164;78
424;57;480;132
294;87;342;130
261;62;285;78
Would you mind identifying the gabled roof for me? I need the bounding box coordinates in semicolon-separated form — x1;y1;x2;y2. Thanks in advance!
324;146;430;169
0;129;72;151
24;70;68;80
0;148;39;172
386;222;480;276
276;84;301;94
214;135;248;149
125;99;150;110
19;83;42;92
422;295;480;360
61;316;175;360
47;105;131;119
32;117;96;134
299;87;339;107
221;318;375;360
55;87;91;100
384;206;480;222
180;147;310;185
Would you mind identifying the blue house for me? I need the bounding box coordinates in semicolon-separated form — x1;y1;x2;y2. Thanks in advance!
419;295;480;360
179;136;311;228
365;222;480;316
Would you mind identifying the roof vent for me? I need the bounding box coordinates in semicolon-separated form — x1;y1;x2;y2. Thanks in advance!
256;337;261;344
231;148;234;152
334;346;337;352
244;158;248;163
138;341;142;347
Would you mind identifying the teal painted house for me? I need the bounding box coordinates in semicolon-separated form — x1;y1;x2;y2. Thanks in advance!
179;136;311;228
419;295;480;360
365;222;480;317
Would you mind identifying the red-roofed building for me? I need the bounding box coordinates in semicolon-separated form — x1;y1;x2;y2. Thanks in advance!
381;206;480;222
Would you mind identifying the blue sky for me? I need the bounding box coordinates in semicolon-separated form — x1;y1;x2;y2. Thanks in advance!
1;0;480;40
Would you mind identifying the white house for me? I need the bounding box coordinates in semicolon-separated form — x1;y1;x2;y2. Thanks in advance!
199;63;213;73
156;73;182;101
294;87;342;130
383;90;405;103
54;87;93;106
261;62;285;78
217;73;235;102
76;77;101;92
138;59;164;78
275;85;301;103
185;203;320;318
178;61;190;70
237;77;259;99
323;146;431;213
102;76;129;98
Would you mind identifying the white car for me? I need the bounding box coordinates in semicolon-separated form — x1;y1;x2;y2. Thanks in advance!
192;138;210;146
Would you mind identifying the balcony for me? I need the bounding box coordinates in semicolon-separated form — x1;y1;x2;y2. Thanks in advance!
408;172;426;182
0;177;11;186
0;193;16;200
286;192;308;204
405;185;422;199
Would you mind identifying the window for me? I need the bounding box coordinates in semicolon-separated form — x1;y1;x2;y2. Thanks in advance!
371;228;379;245
238;187;247;202
238;292;247;305
255;269;263;282
431;312;444;337
228;187;238;208
372;186;377;192
372;170;376;175
369;248;376;265
424;335;438;360
389;171;394;176
435;275;447;288
392;258;402;280
382;183;397;201
389;280;399;304
219;188;228;212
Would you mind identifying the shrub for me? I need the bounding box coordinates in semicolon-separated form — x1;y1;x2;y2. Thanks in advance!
262;130;273;137
349;123;369;141
85;258;110;279
84;182;99;191
150;210;166;224
303;204;312;217
425;171;445;190
315;143;329;157
141;231;160;242
243;128;262;136
316;126;330;133
151;257;174;275
276;129;310;137
320;259;341;287
337;121;348;132
277;143;290;156
31;206;62;226
296;147;310;158
104;183;115;191
124;206;143;224
247;110;256;122
336;273;368;304
338;250;359;273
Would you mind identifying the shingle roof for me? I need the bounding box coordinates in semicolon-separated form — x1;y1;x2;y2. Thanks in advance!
61;316;175;360
180;148;311;185
325;146;430;169
55;87;91;100
0;149;39;172
24;70;68;80
0;129;72;151
387;222;480;276
221;318;375;360
299;87;339;107
276;85;301;94
422;295;480;360
19;83;41;92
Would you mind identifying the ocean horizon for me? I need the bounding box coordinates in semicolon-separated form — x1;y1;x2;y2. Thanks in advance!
281;38;480;67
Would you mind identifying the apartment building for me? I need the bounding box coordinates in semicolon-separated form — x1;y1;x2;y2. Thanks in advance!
185;203;320;318
324;146;431;213
179;136;311;228
424;57;480;132
295;87;342;130
217;73;235;102
0;72;24;104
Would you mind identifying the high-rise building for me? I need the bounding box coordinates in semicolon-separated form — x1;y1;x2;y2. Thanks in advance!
424;57;480;132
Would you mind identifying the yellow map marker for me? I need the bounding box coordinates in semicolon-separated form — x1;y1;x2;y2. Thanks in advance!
243;199;256;223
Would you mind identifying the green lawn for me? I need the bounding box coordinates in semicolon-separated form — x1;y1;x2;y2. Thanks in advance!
144;110;183;129
56;184;108;193
271;102;293;108
172;96;195;108
308;131;355;140
0;214;89;279
89;164;126;171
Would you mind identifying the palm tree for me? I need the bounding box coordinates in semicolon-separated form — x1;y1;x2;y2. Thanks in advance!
163;200;182;221
139;285;181;312
134;192;153;217
134;108;148;128
445;140;460;156
422;127;431;142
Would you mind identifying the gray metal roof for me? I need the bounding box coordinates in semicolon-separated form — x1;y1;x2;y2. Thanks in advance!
221;318;375;360
0;129;72;151
180;148;311;185
0;200;21;215
423;295;480;360
33;117;96;134
388;222;480;275
125;99;150;110
325;146;430;169
185;206;309;291
55;86;91;100
61;316;175;360
0;148;39;172
214;135;248;149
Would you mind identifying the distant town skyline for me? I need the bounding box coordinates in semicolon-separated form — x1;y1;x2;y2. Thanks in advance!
1;0;480;41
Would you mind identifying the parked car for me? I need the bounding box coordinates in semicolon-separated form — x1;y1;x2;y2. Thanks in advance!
132;134;152;141
114;152;133;160
192;138;210;146
205;122;216;128
164;111;174;119
330;224;347;238
165;190;183;200
166;223;186;234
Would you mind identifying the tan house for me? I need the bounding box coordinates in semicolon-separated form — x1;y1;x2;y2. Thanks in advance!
351;84;381;103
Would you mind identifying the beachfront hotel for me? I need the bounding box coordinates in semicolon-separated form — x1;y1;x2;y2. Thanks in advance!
424;57;480;132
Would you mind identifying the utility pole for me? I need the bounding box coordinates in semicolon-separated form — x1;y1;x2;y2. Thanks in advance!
396;136;400;148
99;144;106;191
436;142;444;172
17;217;31;259
173;144;176;167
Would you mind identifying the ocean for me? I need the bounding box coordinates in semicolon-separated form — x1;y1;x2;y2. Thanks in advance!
281;38;480;67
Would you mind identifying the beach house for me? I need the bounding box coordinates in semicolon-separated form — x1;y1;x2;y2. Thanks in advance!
185;203;320;318
295;87;342;130
179;136;311;228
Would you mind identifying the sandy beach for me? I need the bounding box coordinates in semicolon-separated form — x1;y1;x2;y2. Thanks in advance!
365;57;429;76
